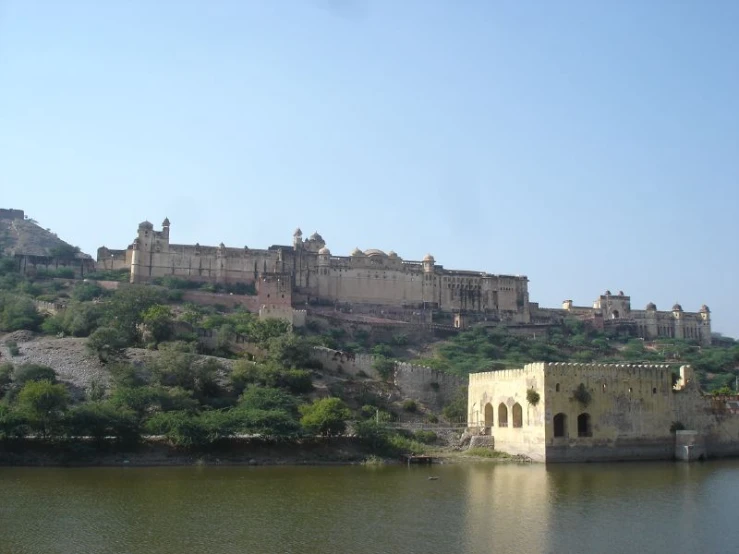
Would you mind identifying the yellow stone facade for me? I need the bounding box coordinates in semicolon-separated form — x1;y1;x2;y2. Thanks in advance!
96;219;712;343
97;219;531;321
468;363;739;462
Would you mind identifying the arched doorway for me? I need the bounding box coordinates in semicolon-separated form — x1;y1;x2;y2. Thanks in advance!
553;413;567;438
512;403;523;428
484;403;494;428
498;403;508;427
577;413;592;437
611;310;620;319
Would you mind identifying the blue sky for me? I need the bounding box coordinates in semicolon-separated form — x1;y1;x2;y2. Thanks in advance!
1;1;737;335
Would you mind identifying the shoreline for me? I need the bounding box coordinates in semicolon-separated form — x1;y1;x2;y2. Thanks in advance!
0;437;524;468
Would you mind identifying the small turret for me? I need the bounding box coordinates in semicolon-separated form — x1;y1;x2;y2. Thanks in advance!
162;217;170;239
700;304;711;322
318;246;331;266
293;228;303;249
422;253;435;273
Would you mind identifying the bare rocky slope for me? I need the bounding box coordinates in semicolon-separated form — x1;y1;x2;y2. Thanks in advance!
0;217;91;258
0;332;381;410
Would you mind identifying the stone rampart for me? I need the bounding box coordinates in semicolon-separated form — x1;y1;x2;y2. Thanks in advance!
311;347;376;377
181;290;260;311
0;208;24;220
32;300;67;315
393;363;465;410
311;346;464;410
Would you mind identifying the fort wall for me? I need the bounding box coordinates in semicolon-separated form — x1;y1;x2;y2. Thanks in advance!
311;346;465;410
0;209;24;220
181;290;260;311
16;254;96;278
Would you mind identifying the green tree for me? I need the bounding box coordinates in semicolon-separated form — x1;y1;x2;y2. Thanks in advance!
354;420;389;449
42;302;103;337
239;386;299;417
141;304;174;344
0;292;42;331
229;360;312;395
299;398;351;436
231;407;301;439
102;285;167;344
13;364;57;386
16;380;69;439
373;357;395;381
87;326;129;362
266;334;316;368
48;244;81;260
0;403;27;440
65;402;140;445
0;362;14;398
442;387;468;423
72;282;105;302
372;344;393;358
150;347;196;389
109;386;162;418
145;411;208;448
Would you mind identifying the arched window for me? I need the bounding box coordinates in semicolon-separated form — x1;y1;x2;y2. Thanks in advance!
553;413;567;438
512;403;523;428
555;383;560;392
577;413;592;437
484;403;494;428
498;403;508;427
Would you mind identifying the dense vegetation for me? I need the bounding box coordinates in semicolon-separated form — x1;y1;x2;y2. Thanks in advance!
415;320;739;392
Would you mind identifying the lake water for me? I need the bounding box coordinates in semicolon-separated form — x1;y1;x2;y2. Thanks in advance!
2;460;739;554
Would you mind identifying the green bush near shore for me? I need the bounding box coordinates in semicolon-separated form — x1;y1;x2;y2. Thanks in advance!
465;448;510;459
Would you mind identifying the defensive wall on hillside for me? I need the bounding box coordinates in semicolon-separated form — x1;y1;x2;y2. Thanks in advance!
468;362;739;463
0;209;24;220
13;255;96;279
312;347;464;410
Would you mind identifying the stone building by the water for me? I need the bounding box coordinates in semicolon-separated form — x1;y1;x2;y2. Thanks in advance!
467;363;739;463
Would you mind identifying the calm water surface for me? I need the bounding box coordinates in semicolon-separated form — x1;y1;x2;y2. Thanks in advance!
2;460;739;554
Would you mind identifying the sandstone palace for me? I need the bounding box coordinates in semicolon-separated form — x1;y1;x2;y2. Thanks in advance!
97;219;712;344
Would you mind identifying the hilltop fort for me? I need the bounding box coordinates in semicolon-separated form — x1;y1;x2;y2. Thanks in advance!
94;217;713;344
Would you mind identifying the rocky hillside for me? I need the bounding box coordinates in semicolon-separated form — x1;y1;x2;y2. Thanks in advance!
0;214;90;258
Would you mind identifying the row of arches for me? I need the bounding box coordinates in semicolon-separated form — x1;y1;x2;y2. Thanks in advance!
553;413;592;438
483;402;523;428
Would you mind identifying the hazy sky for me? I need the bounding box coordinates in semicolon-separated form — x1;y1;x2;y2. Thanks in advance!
1;1;737;335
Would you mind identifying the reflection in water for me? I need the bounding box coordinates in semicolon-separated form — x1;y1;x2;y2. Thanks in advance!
2;462;739;553
462;464;551;553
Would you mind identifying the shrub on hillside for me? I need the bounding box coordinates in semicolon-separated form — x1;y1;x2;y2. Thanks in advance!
373;357;395;381
16;380;69;439
13;364;57;386
65;402;140;445
413;430;437;444
0;292;42;332
402;399;418;413
87;326;129;362
42;302;103;337
239;386;299;417
299;398;351;436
